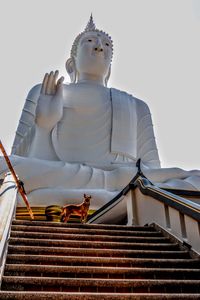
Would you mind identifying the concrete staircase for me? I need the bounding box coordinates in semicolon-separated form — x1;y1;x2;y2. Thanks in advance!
0;220;200;299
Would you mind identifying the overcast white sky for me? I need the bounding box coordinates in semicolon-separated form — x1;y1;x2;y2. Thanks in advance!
1;0;200;170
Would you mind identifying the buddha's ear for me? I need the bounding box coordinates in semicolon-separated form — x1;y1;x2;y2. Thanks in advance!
105;65;111;87
65;57;77;83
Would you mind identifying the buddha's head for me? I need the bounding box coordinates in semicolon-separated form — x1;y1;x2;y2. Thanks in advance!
66;15;113;86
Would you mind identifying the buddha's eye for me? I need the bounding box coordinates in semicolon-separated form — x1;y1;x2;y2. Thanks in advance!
88;39;92;42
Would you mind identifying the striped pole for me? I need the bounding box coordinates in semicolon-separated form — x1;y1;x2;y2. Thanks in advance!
0;140;34;220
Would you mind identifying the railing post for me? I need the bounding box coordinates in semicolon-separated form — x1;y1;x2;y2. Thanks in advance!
126;190;139;226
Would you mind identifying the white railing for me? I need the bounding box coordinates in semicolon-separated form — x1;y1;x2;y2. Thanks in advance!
88;173;200;254
0;173;17;285
126;177;200;254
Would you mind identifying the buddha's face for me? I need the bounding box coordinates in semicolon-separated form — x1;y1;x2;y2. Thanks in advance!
75;31;112;79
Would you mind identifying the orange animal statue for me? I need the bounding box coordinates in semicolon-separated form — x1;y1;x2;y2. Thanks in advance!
61;194;91;223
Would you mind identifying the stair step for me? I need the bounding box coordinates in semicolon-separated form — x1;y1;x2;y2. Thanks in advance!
1;291;200;300
4;264;200;279
0;291;200;299
11;225;162;237
2;277;200;293
9;237;179;250
6;254;200;268
8;245;190;258
10;231;168;243
12;220;157;231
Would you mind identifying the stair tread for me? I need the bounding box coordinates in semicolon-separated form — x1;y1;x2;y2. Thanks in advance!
9;237;179;250
10;231;167;242
0;291;200;299
6;254;200;266
12;220;156;231
3;276;200;285
11;225;162;236
2;280;200;294
5;264;200;273
8;245;187;255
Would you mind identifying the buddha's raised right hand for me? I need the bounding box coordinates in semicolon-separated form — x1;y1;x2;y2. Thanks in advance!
35;71;64;130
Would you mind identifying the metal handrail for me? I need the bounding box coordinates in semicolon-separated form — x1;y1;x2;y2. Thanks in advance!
88;164;200;223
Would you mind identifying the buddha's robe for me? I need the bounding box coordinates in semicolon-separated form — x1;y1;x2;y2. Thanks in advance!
1;84;200;207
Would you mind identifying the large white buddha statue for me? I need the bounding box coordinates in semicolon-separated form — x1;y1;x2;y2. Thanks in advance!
1;16;200;208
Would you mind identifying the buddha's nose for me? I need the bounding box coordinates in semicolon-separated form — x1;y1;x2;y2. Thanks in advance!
94;39;103;52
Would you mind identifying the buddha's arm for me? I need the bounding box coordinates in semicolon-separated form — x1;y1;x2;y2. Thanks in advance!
28;126;59;160
28;71;64;160
136;99;161;169
12;84;41;156
135;100;200;184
